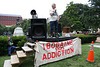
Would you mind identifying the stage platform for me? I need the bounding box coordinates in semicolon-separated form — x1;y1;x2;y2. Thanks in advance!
46;36;76;42
26;36;76;42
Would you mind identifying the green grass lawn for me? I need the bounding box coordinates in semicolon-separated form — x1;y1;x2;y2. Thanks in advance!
1;43;100;67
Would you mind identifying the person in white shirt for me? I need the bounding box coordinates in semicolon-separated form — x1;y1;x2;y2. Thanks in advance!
49;3;59;37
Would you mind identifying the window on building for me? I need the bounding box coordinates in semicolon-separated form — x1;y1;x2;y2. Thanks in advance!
15;17;16;21
12;17;14;20
6;17;7;20
8;17;10;20
10;17;11;21
8;17;9;20
3;16;5;20
1;16;2;20
11;17;12;21
2;16;4;20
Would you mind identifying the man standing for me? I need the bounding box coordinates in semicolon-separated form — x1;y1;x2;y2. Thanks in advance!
8;37;15;56
49;3;59;37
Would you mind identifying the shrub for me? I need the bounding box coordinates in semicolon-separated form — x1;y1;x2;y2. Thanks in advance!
0;36;8;56
0;36;27;56
74;34;97;44
17;40;26;48
11;36;27;47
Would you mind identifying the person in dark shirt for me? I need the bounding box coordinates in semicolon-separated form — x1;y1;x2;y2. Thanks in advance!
8;37;15;56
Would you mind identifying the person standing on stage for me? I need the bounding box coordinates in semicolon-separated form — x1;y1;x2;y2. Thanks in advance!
49;3;59;37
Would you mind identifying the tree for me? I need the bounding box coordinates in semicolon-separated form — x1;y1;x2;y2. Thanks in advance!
80;0;100;30
19;19;31;33
71;21;83;31
79;4;90;30
89;0;100;29
89;0;100;6
60;2;84;31
0;25;7;35
60;1;100;31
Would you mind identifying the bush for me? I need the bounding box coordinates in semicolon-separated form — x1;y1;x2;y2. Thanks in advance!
0;36;8;56
0;36;27;56
11;36;27;47
17;40;26;48
74;34;97;44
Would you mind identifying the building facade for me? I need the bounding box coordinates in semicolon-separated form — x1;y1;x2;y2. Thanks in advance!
0;14;22;26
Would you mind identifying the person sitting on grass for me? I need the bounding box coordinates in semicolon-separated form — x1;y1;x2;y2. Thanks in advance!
8;37;15;56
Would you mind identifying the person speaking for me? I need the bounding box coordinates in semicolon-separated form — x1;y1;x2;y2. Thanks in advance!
49;3;59;37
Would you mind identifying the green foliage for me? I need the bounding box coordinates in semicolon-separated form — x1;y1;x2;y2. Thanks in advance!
71;21;83;31
0;36;26;56
74;34;97;44
80;6;100;30
19;19;31;33
11;36;27;47
60;1;100;31
89;0;100;6
80;0;100;30
0;25;7;35
59;2;85;31
7;25;17;33
0;36;8;56
17;40;26;48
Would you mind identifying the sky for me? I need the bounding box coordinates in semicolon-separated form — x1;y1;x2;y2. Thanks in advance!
0;0;89;19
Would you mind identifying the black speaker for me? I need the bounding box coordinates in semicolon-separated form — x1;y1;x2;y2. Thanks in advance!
31;18;47;41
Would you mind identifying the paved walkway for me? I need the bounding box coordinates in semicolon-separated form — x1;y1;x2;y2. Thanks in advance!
89;43;100;48
94;45;100;48
94;43;100;48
